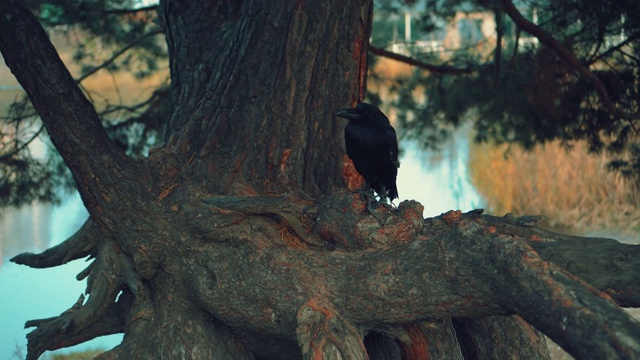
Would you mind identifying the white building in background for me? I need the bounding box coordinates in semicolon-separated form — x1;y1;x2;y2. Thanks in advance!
382;8;540;58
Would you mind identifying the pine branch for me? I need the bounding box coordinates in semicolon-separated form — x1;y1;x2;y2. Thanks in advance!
0;0;141;226
105;5;158;15
368;45;475;75
76;30;163;83
500;0;640;121
0;124;43;162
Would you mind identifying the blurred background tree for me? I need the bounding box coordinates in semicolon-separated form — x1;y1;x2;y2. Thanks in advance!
366;0;640;236
0;0;168;206
370;0;639;155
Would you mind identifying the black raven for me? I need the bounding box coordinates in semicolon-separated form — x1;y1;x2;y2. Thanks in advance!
334;102;399;202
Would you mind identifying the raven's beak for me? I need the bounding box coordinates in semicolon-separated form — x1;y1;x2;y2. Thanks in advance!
334;108;360;120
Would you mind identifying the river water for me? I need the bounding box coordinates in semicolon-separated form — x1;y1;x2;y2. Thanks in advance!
0;194;124;359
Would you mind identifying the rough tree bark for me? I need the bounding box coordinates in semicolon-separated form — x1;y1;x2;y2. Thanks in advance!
1;0;639;359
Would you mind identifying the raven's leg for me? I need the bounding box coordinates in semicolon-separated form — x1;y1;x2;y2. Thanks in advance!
377;186;389;205
366;201;385;225
360;187;385;225
377;186;397;209
361;187;377;203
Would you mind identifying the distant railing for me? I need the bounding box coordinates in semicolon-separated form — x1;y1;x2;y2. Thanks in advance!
391;40;445;56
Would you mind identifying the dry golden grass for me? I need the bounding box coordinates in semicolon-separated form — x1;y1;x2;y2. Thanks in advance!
50;349;104;359
469;139;640;236
0;31;169;115
373;57;415;78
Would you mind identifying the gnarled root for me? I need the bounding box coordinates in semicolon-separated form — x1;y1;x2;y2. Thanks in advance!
11;219;99;268
10;220;147;360
296;300;368;360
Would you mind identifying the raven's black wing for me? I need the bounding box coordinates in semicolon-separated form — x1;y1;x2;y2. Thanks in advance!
345;123;399;199
382;126;399;199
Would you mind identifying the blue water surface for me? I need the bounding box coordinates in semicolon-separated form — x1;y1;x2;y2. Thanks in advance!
0;194;123;359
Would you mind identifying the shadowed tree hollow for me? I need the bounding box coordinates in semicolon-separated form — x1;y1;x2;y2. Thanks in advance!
1;0;640;359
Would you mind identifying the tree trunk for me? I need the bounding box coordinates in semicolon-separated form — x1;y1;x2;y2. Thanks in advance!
158;0;371;197
1;0;639;359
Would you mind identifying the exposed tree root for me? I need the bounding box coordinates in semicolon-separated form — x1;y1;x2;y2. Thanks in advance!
11;219;99;268
452;315;550;359
183;194;640;359
24;293;130;360
14;226;146;360
296;300;368;360
480;213;640;307
315;191;424;249
9;192;640;359
202;195;324;246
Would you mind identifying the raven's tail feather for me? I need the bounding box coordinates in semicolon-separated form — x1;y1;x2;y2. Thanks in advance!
389;183;398;200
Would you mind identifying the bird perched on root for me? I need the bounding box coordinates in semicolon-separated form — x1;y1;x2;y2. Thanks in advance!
335;102;400;223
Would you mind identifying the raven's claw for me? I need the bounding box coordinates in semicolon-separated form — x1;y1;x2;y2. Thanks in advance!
360;188;385;225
